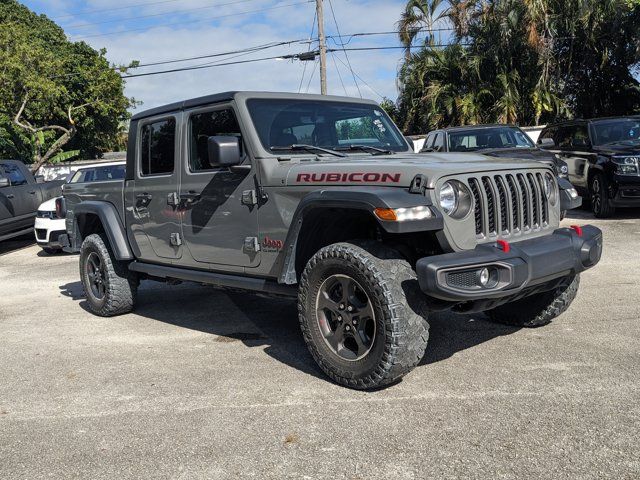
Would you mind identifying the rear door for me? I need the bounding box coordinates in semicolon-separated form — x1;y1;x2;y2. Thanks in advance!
179;104;260;268
129;114;183;261
0;162;39;216
557;124;592;188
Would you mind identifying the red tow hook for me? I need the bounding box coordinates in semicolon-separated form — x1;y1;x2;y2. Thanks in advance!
496;239;511;253
570;225;584;237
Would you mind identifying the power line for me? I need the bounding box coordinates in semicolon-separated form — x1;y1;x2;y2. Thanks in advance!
299;10;317;93
71;0;314;39
330;52;348;96
65;0;262;29
120;54;295;79
327;0;361;98
332;54;385;100
53;0;186;19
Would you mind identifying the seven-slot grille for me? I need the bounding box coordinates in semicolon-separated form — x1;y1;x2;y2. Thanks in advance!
467;171;552;238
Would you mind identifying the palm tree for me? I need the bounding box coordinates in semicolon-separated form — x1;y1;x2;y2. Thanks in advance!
397;0;447;59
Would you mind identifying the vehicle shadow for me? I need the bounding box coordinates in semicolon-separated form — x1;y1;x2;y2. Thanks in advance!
0;234;34;256
58;279;519;380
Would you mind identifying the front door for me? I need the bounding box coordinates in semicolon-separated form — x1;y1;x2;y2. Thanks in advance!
129;115;183;261
179;105;260;268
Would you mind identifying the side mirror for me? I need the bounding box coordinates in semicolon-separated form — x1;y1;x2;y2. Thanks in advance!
538;137;555;148
0;177;9;188
208;136;242;168
35;175;45;184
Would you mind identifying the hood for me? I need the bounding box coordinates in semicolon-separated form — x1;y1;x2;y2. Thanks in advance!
280;152;550;189
479;147;555;163
593;143;640;156
38;196;61;211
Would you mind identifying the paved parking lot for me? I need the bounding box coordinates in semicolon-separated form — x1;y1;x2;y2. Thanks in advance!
1;209;639;479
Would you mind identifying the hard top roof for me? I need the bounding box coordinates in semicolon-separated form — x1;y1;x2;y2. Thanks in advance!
130;91;379;121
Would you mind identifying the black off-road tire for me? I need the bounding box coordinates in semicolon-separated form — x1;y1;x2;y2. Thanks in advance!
485;275;580;328
298;241;429;389
79;233;137;317
590;172;615;218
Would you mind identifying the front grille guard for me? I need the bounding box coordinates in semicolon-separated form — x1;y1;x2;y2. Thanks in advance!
464;170;554;241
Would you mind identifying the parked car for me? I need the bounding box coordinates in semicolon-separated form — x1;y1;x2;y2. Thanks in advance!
60;91;601;390
0;160;62;242
34;162;125;253
421;124;570;179
537;116;640;217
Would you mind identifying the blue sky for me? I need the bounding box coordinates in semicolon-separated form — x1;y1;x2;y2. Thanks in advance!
21;0;411;112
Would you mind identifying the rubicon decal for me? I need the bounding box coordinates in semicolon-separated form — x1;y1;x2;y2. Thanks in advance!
296;172;402;183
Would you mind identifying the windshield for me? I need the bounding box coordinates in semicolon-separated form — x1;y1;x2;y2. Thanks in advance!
448;127;534;152
591;118;640;146
69;164;125;183
246;99;409;154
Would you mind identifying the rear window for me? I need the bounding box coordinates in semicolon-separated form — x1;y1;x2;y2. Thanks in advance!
69;165;126;183
140;118;176;176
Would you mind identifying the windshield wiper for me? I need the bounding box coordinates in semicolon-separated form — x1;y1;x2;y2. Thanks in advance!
335;145;394;155
271;144;346;157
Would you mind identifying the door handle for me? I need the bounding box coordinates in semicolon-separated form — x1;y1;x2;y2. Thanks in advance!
7;194;14;199
180;191;201;206
29;190;37;194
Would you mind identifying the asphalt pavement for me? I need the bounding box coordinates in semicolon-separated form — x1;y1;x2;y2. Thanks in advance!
0;210;638;479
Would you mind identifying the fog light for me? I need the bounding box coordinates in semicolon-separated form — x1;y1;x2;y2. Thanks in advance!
477;268;490;286
567;187;579;200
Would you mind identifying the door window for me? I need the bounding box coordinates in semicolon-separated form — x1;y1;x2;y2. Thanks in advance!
570;125;590;149
433;133;445;151
140;118;176;176
0;163;27;186
555;126;574;149
188;109;242;172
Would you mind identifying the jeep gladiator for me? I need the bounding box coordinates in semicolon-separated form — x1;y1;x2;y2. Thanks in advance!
60;92;603;389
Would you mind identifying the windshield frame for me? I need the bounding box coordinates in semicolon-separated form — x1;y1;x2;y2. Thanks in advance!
243;97;411;156
447;126;535;152
589;118;640;146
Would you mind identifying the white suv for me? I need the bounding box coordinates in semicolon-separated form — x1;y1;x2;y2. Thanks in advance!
35;162;125;253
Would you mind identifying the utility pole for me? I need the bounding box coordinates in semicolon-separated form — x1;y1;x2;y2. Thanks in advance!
316;0;327;95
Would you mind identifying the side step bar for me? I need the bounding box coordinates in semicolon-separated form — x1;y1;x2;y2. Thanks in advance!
0;227;34;242
128;261;297;298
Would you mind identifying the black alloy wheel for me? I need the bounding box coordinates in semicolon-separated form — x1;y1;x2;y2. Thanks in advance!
315;274;376;361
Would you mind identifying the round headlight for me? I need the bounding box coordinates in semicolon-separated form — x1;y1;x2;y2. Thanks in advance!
439;182;458;215
439;180;473;219
544;173;558;205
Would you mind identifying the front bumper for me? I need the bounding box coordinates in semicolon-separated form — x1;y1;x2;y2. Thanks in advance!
34;217;67;248
612;175;640;206
416;225;602;302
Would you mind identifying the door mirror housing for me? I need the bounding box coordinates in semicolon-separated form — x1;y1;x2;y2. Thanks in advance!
208;136;242;168
538;137;555;148
0;177;9;188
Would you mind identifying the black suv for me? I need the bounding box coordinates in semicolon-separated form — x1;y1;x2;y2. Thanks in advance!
538;117;640;217
421;124;570;179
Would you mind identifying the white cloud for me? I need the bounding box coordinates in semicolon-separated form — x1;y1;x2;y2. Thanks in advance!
31;0;409;111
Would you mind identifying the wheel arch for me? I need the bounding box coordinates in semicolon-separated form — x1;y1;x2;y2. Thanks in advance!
277;188;444;285
73;201;134;261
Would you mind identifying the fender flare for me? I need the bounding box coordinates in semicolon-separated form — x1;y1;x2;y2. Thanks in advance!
73;201;134;261
277;187;444;284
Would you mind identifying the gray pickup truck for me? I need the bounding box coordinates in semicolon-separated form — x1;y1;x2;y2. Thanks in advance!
60;92;603;389
0;160;62;242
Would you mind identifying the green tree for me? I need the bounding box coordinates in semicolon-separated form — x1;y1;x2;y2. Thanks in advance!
0;1;136;172
395;0;640;134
